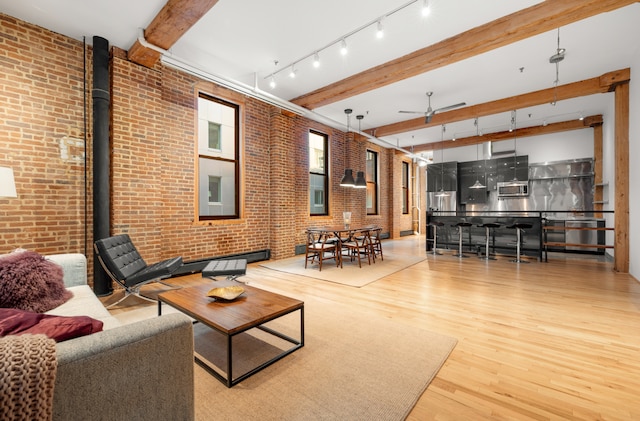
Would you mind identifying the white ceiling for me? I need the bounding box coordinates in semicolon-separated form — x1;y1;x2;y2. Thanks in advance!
2;0;639;150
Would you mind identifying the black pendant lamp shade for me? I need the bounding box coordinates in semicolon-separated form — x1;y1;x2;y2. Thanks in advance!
354;171;367;188
340;169;355;187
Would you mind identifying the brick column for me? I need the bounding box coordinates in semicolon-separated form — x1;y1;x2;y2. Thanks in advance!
269;110;297;260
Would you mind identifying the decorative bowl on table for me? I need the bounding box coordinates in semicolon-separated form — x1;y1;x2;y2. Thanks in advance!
206;285;245;301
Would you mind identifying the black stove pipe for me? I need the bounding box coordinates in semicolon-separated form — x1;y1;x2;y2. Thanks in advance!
92;36;112;296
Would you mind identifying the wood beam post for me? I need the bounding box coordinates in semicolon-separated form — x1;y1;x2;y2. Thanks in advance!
614;82;630;273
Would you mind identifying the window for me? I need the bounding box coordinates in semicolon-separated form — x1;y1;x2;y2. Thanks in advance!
309;130;328;215
366;150;378;215
402;161;410;214
197;93;239;220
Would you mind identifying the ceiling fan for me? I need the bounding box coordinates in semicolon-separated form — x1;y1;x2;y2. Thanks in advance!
399;91;466;124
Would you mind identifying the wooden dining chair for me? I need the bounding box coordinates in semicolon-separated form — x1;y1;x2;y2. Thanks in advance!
369;226;384;262
342;229;373;268
305;230;340;271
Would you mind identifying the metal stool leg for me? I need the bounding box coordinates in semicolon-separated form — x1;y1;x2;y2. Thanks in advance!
432;225;442;255
453;226;469;258
510;228;529;263
480;226;497;260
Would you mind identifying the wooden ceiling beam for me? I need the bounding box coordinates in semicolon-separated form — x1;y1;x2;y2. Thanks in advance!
411;115;603;154
291;0;638;110
369;68;629;138
128;0;220;68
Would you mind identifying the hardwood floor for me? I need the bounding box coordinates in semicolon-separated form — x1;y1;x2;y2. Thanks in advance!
106;235;640;420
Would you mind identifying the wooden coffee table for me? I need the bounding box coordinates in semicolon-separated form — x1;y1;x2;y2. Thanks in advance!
158;281;304;387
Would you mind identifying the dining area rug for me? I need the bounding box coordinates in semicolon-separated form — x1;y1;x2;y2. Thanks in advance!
259;252;427;287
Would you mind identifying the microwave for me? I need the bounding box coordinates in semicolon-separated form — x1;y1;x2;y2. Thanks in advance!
497;181;529;197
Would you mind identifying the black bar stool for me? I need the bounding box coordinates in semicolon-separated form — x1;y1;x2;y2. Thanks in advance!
508;222;533;263
428;221;445;255
478;222;501;260
452;221;473;258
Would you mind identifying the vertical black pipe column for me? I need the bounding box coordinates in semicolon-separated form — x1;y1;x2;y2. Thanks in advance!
92;36;112;296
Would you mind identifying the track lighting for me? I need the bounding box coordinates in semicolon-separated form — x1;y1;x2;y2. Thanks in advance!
421;0;431;17
264;0;422;85
269;75;276;89
578;113;584;121
340;39;348;56
376;20;384;39
289;64;297;78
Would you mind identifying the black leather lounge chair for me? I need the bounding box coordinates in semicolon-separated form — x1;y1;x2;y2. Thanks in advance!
94;234;183;307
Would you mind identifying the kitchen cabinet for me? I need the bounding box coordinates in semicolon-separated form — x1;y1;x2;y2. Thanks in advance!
427;162;457;192
458;161;487;204
496;156;528;184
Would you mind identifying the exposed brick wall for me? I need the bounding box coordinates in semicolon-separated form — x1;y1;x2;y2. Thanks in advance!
0;14;89;256
0;14;408;285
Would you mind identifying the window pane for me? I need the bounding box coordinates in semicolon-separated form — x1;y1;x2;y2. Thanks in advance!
199;157;236;216
366;150;378;215
309;132;325;174
402;161;409;214
309;173;326;214
309;130;329;215
198;96;236;160
366;151;376;182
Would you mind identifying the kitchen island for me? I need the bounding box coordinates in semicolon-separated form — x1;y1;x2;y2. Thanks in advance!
426;212;543;259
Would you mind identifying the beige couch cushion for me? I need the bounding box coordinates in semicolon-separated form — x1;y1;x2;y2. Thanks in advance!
46;285;121;330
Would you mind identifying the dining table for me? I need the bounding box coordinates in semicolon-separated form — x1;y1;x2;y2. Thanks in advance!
307;225;377;267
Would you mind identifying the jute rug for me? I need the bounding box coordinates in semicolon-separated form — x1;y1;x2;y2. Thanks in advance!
112;294;457;420
259;253;426;287
193;298;456;420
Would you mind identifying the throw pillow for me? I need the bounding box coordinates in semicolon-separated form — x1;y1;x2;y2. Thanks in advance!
0;308;103;342
0;250;73;312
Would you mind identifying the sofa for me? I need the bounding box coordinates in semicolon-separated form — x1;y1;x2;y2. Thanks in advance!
8;253;196;421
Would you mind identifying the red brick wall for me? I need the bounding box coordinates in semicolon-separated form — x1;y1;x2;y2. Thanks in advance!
0;14;89;256
0;14;406;283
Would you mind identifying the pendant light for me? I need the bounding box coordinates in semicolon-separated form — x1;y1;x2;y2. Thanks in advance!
353;114;367;188
508;110;520;185
469;118;486;189
435;124;450;197
340;109;356;187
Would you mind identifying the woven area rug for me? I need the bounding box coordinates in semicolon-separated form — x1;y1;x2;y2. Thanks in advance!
112;297;457;421
259;252;426;287
193;298;456;421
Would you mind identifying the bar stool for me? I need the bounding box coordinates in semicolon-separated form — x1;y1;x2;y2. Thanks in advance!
478;222;501;260
428;221;445;255
508;222;533;263
452;221;473;258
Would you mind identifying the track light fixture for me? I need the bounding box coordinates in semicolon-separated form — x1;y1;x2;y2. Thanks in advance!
421;0;431;17
340;39;348;56
376;20;384;39
269;75;276;89
288;64;297;78
264;0;422;88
